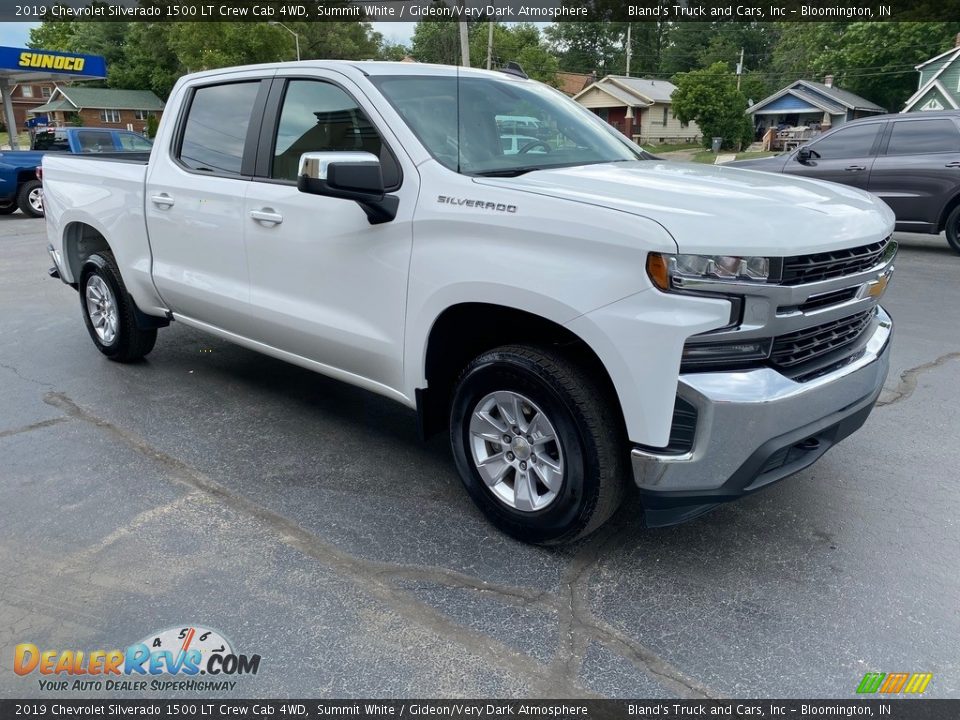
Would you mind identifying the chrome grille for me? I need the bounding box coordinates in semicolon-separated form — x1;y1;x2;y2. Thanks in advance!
771;310;874;369
778;238;890;286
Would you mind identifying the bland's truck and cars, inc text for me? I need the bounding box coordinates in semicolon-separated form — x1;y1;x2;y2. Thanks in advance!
42;61;896;544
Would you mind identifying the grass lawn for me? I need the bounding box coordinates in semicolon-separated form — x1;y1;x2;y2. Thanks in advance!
691;150;780;164
0;131;31;150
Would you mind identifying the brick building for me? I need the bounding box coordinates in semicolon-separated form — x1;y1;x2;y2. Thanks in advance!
30;87;164;132
5;81;59;129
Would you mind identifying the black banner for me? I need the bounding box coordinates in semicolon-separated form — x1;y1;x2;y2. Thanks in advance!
1;700;958;720
2;0;960;23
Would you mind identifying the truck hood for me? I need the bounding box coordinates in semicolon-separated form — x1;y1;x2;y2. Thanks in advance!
474;160;894;256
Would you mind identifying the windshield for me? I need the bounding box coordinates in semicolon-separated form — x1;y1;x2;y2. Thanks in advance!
369;74;643;176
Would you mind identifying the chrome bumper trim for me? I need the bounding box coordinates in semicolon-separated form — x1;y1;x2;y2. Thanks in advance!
632;306;892;492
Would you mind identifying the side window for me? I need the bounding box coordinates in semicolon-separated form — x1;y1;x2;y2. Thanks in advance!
271;79;399;187
179;81;261;175
76;130;112;153
808;123;881;159
117;132;153;151
887;119;960;155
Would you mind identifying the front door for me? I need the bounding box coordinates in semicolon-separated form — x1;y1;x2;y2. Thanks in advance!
241;75;417;392
782;121;885;190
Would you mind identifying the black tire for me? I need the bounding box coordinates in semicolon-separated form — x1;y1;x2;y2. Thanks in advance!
946;205;960;255
16;180;44;218
0;201;16;215
450;344;627;545
79;252;157;362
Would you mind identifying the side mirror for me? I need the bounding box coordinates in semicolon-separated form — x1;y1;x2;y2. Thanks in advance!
796;146;819;164
297;151;398;225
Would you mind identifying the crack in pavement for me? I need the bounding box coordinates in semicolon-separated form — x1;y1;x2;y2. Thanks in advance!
877;352;960;407
0;416;70;439
0;360;56;389
42;390;715;698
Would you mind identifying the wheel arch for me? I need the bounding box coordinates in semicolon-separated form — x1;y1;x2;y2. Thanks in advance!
63;221;112;284
416;302;627;441
937;190;960;232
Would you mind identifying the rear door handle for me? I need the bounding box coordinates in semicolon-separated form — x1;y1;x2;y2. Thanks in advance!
249;208;283;225
945;161;960;168
844;165;866;172
150;193;174;208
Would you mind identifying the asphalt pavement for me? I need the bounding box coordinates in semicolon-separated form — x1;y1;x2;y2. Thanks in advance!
0;214;957;699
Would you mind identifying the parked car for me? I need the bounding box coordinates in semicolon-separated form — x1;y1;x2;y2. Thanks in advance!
43;62;896;544
731;111;960;254
499;134;548;155
0;127;152;217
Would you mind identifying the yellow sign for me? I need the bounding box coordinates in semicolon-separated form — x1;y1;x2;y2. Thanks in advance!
18;52;85;72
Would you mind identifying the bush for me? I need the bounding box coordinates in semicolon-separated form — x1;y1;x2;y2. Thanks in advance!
671;62;754;151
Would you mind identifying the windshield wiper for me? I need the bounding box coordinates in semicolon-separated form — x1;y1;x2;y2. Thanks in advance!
473;166;544;177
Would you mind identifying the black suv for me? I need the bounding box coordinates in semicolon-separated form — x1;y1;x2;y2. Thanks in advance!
731;111;960;254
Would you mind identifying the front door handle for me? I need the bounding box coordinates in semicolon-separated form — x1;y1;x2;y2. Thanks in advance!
844;165;866;172
945;161;960;168
150;193;174;208
249;209;283;225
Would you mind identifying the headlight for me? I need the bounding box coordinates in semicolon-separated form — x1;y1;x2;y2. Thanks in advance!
647;252;770;291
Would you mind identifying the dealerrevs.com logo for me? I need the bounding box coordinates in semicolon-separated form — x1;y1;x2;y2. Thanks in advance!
14;625;261;692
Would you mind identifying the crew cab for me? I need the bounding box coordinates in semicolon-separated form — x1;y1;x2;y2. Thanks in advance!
0;127;152;217
42;62;897;544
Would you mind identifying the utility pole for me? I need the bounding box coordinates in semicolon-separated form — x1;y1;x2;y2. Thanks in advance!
736;47;744;91
486;20;494;70
458;0;470;67
625;24;632;77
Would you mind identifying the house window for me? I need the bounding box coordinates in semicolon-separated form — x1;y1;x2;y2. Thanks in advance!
41;87;51;98
21;86;33;98
662;107;668;125
99;109;121;123
134;109;152;121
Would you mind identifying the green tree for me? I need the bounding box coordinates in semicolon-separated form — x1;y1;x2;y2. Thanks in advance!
671;62;753;150
410;18;464;66
471;23;559;84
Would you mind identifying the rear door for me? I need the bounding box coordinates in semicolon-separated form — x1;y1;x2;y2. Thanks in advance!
867;116;960;232
240;72;417;392
145;72;272;331
781;121;885;190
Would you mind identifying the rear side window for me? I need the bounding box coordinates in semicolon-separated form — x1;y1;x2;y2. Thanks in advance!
809;123;881;159
76;130;112;153
179;81;261;175
117;132;152;152
887;119;960;155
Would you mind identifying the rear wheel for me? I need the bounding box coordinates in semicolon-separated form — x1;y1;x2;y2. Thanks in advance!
946;205;960;254
17;180;43;218
80;252;157;362
449;344;627;545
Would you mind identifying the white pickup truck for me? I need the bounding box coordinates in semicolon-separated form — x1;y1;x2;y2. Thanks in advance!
43;61;896;544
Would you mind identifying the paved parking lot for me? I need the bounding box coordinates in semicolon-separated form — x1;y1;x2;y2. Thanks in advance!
1;214;958;699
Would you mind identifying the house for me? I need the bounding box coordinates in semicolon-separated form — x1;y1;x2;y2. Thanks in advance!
902;35;960;112
29;87;164;131
555;71;594;97
572;75;701;145
4;81;59;130
746;77;885;136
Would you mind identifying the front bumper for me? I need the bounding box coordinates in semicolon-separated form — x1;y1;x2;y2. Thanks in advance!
633;306;892;527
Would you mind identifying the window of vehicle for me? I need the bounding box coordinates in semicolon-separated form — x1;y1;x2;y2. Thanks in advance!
99;109;121;124
370;74;642;176
179;81;261;176
806;123;881;159
270;79;399;187
886;119;960;155
117;132;153;151
32;131;69;151
76;130;113;153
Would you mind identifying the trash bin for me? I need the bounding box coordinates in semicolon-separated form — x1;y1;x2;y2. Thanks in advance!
711;137;723;154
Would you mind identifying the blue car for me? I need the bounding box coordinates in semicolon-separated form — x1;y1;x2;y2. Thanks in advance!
0;127;152;217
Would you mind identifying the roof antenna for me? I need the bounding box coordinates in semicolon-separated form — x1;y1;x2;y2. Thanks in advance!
499;62;528;80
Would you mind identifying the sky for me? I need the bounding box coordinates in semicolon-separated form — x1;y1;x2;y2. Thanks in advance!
0;21;420;49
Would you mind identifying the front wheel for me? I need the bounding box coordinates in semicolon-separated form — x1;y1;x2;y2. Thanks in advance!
449;344;627;545
80;252;157;362
946;205;960;254
17;180;44;217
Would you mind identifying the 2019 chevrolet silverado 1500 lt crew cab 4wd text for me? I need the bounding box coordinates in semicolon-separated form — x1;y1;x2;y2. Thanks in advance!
42;62;897;544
